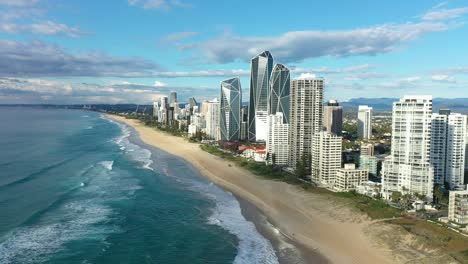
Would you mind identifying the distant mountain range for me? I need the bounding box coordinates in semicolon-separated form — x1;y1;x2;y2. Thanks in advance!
340;98;468;113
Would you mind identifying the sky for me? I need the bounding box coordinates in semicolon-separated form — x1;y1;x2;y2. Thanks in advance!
0;0;467;104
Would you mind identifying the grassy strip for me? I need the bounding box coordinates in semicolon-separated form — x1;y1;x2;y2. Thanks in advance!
388;218;468;262
199;144;401;220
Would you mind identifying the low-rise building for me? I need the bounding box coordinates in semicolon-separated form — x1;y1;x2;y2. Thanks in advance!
448;190;468;225
239;145;267;162
356;181;381;198
334;164;369;192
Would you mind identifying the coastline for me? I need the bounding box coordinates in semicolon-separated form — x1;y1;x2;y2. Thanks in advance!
105;114;397;264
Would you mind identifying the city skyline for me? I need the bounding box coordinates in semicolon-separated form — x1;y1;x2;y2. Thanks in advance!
0;1;468;104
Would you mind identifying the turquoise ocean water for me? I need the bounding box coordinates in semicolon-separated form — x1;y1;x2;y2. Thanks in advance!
0;108;279;264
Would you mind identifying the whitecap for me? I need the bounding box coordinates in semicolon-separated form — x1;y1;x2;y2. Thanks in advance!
99;161;114;171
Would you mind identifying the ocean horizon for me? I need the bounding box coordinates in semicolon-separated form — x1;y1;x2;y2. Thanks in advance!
0;107;279;264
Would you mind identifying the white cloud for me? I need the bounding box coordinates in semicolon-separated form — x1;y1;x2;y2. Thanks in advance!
179;21;453;64
431;74;456;82
0;1;89;37
0;0;39;6
295;73;317;80
0;39;160;77
159;31;198;45
0;20;89;37
0;77;218;104
128;0;191;10
422;7;468;21
153;81;168;87
378;76;421;88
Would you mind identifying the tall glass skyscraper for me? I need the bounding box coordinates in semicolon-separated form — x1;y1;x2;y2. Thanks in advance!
248;51;273;142
220;77;242;141
169;91;178;107
268;64;290;124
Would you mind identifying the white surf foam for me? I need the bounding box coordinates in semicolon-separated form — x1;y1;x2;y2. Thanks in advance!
0;158;143;264
107;119;154;171
175;175;279;264
100;160;114;171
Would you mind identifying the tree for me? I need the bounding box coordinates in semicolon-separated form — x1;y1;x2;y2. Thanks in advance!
295;159;306;179
391;191;402;203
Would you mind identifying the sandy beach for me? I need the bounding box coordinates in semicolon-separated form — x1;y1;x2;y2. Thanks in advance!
107;114;398;264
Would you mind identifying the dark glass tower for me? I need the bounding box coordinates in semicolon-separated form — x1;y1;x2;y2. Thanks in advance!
220;77;242;141
268;64;290;124
248;51;273;141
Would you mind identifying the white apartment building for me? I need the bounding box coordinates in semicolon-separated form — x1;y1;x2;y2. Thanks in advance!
382;96;434;200
311;131;342;186
358;105;373;139
204;99;220;141
431;111;467;190
289;76;324;170
153;101;160;118
266;112;289;166
448;190;468;224
335;164;369;192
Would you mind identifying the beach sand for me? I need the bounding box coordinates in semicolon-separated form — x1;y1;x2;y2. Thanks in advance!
107;115;398;264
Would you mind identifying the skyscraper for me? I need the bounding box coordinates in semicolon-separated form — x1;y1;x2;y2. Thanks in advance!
288;76;324;170
311;131;342;185
220;77;241;141
382;96;434;200
268;64;290;123
169;91;178;107
205;99;220;141
266;112;289;166
431;110;467;190
248;51;273;142
323;99;343;136
153;101;160;118
158;96;168;125
358;105;373;139
188;97;198;115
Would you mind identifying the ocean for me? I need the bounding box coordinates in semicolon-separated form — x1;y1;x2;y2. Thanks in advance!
0;107;279;264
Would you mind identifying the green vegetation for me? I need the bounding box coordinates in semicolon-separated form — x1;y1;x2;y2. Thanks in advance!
388;218;468;262
333;191;401;219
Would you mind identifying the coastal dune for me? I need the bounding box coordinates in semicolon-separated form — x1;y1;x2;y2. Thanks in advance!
107;115;396;264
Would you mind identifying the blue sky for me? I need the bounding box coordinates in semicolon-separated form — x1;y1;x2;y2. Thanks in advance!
0;0;467;104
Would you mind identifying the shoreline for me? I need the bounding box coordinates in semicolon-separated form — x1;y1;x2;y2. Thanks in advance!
121;117;317;263
106;114;397;264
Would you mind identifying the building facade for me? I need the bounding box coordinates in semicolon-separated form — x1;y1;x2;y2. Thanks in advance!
220;77;241;141
288;76;324;170
266;112;289;166
431;110;467;190
158;96;169;125
360;144;374;156
359;155;378;176
358;105;373;139
382;96;434;200
323;99;343;136
268;64;290;123
169;91;178;107
335;164;369;192
448;190;468;224
248;51;273;142
204;99;220;141
311;131;342;185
